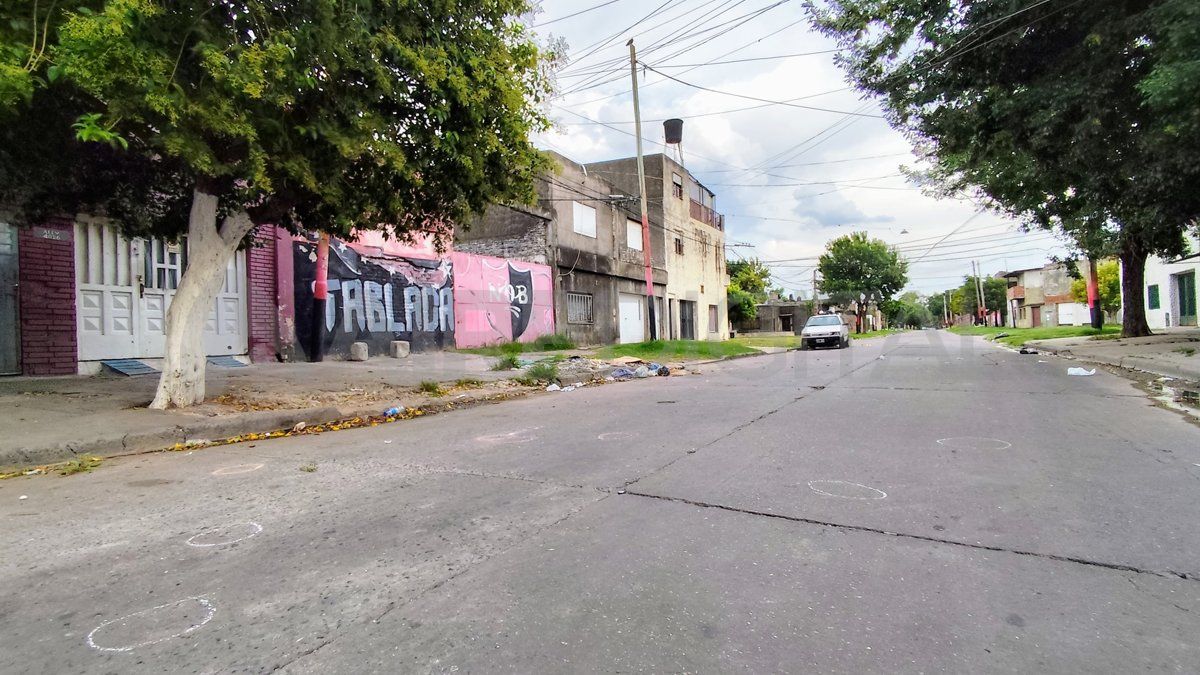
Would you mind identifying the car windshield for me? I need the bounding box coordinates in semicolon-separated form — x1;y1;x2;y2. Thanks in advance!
805;315;842;327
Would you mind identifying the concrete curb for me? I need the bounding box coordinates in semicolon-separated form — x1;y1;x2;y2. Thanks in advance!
0;406;346;470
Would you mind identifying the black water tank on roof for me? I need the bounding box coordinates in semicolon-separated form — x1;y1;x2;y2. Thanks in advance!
663;118;683;144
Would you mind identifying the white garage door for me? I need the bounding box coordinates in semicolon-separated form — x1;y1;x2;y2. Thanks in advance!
618;293;645;344
75;220;248;361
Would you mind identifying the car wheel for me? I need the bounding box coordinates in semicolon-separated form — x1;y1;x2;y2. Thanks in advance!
841;336;850;349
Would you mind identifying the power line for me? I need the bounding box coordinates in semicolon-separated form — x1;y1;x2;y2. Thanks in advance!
533;0;625;27
640;63;885;118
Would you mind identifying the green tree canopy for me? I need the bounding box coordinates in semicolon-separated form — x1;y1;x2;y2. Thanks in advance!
1071;261;1122;315
817;232;908;333
811;0;1200;337
726;257;773;323
1;0;551;406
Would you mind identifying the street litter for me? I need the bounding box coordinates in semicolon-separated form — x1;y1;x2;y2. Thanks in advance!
993;332;1010;340
562;386;576;392
1067;367;1096;376
19;495;27;500
383;440;392;444
610;367;636;379
1019;348;1039;355
1038;360;1048;363
546;383;562;392
292;421;307;432
610;356;644;366
634;366;651;378
383;406;401;416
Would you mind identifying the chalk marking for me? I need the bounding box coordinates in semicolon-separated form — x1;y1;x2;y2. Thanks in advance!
936;437;1012;450
185;522;263;548
475;427;542;444
86;596;215;653
597;432;636;441
211;463;265;476
807;480;887;500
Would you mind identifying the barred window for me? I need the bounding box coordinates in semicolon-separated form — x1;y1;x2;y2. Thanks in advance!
674;237;684;255
672;173;684;199
567;292;594;324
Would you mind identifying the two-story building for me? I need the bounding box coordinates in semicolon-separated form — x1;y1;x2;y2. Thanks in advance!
1003;261;1091;328
584;153;729;341
456;151;668;346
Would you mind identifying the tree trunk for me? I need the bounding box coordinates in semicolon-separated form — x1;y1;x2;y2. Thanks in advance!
149;190;255;409
1118;239;1152;338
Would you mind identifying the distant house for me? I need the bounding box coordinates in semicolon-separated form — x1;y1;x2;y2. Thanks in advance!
1003;262;1092;328
1141;233;1199;329
734;297;812;335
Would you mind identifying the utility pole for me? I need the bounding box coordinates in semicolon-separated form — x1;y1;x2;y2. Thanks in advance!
973;260;987;325
309;232;330;362
628;39;657;340
944;290;951;326
1086;256;1104;330
812;268;819;317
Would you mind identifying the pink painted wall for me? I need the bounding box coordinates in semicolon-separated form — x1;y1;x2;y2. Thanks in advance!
348;230;445;260
451;252;554;348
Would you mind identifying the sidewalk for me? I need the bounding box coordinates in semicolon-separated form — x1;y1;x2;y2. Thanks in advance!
1027;328;1200;383
0;351;524;470
0;348;717;471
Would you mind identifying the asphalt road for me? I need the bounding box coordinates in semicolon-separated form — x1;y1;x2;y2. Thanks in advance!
3;330;1200;673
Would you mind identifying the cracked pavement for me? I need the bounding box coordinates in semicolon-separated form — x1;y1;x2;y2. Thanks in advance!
2;330;1200;672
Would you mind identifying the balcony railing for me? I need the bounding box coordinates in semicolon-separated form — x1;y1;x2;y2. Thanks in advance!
689;199;724;230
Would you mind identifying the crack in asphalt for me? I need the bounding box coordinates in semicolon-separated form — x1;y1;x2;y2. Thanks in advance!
626;490;1194;582
832;385;1144;398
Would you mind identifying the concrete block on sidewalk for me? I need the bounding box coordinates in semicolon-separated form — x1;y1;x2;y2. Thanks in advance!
390;341;411;358
349;342;369;361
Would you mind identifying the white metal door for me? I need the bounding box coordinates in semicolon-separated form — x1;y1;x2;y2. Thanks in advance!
0;222;19;374
76;220;141;360
618;293;645;344
76;221;248;360
204;251;248;356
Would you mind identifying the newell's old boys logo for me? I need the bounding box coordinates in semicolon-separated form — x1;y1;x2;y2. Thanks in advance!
507;266;534;339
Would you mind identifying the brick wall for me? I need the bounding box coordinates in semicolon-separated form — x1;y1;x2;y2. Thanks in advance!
18;219;76;375
246;224;278;362
454;227;548;265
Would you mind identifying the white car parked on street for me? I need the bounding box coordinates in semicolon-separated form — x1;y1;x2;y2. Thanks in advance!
800;314;850;349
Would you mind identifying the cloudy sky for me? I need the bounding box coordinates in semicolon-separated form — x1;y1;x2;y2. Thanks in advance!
527;0;1073;298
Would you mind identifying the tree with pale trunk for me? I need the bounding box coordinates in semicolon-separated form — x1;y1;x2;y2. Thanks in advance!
0;0;551;407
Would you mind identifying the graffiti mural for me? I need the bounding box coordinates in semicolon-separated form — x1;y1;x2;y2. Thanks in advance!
294;239;454;358
451;252;554;348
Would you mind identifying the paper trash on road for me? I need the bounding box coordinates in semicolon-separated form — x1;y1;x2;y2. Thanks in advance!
609;356;645;366
546;383;562;392
1067;367;1096;376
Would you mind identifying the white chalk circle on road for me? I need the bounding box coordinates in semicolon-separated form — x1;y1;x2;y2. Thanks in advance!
185;522;263;548
211;463;265;476
86;596;215;652
807;480;888;500
936;437;1012;451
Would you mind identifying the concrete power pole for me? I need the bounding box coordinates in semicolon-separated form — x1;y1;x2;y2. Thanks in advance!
628;39;657;340
973;260;987;325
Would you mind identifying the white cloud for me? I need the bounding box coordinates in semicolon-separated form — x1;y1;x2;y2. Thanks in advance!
533;0;1074;296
